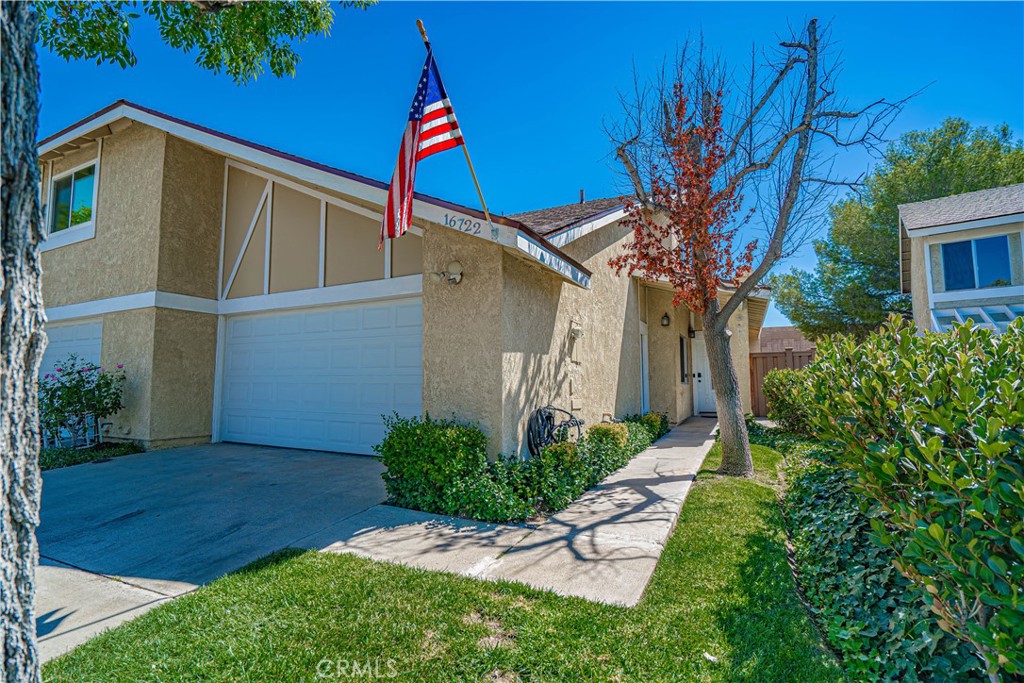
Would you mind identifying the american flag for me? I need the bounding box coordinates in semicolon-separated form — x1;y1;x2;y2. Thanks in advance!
380;48;464;245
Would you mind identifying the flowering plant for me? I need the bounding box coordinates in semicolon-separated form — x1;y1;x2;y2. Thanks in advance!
39;353;126;448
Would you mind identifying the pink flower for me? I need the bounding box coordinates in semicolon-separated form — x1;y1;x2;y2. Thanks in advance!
56;367;63;373
116;364;124;369
44;373;53;380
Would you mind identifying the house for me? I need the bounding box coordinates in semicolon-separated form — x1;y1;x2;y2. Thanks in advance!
756;326;815;353
37;101;768;456
900;184;1024;334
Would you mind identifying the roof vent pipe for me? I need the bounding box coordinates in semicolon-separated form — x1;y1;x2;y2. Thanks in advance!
579;189;585;204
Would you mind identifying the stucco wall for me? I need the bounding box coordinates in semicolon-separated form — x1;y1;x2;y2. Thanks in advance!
157;136;223;299
421;227;506;454
149;308;218;448
41;123;166;308
100;308;157;443
500;221;643;456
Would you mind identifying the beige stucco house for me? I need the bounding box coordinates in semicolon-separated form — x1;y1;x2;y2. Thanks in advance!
899;184;1024;334
37;101;767;456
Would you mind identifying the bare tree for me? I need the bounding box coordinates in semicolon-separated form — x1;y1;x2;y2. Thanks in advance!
608;18;905;475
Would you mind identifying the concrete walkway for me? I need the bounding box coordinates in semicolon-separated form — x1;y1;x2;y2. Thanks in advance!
315;417;718;606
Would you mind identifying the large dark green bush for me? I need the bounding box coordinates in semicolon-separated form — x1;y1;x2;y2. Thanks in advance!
785;451;983;681
377;415;658;523
806;316;1024;679
762;367;812;434
623;411;670;439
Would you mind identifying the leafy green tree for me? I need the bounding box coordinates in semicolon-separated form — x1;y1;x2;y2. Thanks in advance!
770;119;1024;339
1;2;370;680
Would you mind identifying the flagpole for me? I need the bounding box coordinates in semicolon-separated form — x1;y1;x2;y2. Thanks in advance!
416;19;495;229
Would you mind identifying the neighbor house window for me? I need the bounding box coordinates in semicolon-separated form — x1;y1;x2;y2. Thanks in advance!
941;235;1013;291
679;336;688;383
48;163;96;234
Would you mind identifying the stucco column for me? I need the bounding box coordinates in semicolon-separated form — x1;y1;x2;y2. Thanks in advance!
421;227;506;454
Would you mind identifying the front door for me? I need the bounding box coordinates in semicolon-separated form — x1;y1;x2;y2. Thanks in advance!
691;331;715;415
639;322;650;413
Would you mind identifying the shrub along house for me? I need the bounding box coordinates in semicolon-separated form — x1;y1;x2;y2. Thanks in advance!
900;183;1024;334
37;101;767;456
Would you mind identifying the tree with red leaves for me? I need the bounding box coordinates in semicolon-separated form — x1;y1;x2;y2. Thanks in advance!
609;19;907;475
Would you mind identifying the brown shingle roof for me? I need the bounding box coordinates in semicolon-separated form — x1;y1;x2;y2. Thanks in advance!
899;183;1024;230
510;197;624;236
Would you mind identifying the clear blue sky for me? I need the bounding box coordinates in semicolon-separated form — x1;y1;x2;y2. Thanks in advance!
38;2;1024;325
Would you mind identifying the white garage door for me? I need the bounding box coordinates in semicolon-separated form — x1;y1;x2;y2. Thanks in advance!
219;297;422;455
42;319;103;376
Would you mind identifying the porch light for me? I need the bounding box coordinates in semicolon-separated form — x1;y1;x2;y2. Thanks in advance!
687;326;695;339
660;313;670;327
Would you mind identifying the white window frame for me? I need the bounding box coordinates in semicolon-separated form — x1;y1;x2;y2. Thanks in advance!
925;228;1024;305
41;150;101;252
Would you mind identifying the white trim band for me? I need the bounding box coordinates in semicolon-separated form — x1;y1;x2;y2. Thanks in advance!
44;277;424;322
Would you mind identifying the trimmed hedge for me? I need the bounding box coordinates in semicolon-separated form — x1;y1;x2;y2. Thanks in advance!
782;447;983;681
762;367;812;434
806;316;1023;679
376;412;667;523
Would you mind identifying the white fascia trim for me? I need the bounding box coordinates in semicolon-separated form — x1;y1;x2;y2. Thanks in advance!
40;222;95;252
907;213;1024;237
45;279;423;322
217;275;423;316
545;208;627;248
45;291;218;322
515;233;591;288
931;284;1024;304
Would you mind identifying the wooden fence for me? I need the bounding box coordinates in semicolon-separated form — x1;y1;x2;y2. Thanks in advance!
749;348;815;417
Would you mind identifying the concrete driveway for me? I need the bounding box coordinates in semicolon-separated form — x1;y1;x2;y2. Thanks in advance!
37;442;386;662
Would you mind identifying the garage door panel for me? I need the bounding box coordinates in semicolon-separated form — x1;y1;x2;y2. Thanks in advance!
220;297;422;455
42;320;103;376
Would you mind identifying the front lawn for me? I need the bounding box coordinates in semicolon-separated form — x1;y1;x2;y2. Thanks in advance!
44;443;841;682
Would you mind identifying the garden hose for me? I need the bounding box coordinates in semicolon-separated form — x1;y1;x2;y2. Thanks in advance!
526;405;584;457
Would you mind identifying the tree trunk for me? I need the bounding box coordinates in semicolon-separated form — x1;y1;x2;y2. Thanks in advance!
702;303;753;477
1;3;45;682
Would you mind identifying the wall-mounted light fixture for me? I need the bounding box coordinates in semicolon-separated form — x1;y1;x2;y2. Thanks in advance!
687;326;695;339
660;313;670;327
429;260;463;285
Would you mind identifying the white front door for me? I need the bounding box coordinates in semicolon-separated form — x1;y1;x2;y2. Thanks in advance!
691;331;715;415
218;297;423;455
639;323;650;413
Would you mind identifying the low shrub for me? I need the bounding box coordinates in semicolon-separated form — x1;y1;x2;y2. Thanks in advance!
376;414;489;513
587;422;629;449
762;367;812;434
784;451;983;681
378;415;656;523
39;353;127;447
806;316;1024;678
623;411;670;440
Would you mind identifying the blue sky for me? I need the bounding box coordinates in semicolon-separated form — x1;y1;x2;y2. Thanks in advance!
38;2;1024;325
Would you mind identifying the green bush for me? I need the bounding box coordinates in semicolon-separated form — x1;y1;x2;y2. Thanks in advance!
375;414;489;514
39;441;143;471
623;411;670;440
762;367;812;434
587;422;629;448
377;415;656;523
785;451;983;681
807;316;1024;678
39;353;127;447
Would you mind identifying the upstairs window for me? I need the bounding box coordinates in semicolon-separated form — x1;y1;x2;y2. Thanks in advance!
941;235;1012;291
48;163;96;234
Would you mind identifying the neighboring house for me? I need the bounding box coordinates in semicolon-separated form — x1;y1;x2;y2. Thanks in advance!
37;100;767;456
756;326;815;353
900;184;1024;334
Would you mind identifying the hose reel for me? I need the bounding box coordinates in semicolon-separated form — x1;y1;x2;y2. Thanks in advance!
526;404;585;457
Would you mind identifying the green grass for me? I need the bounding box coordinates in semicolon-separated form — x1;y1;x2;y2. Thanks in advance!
39;442;144;471
43;443;841;683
